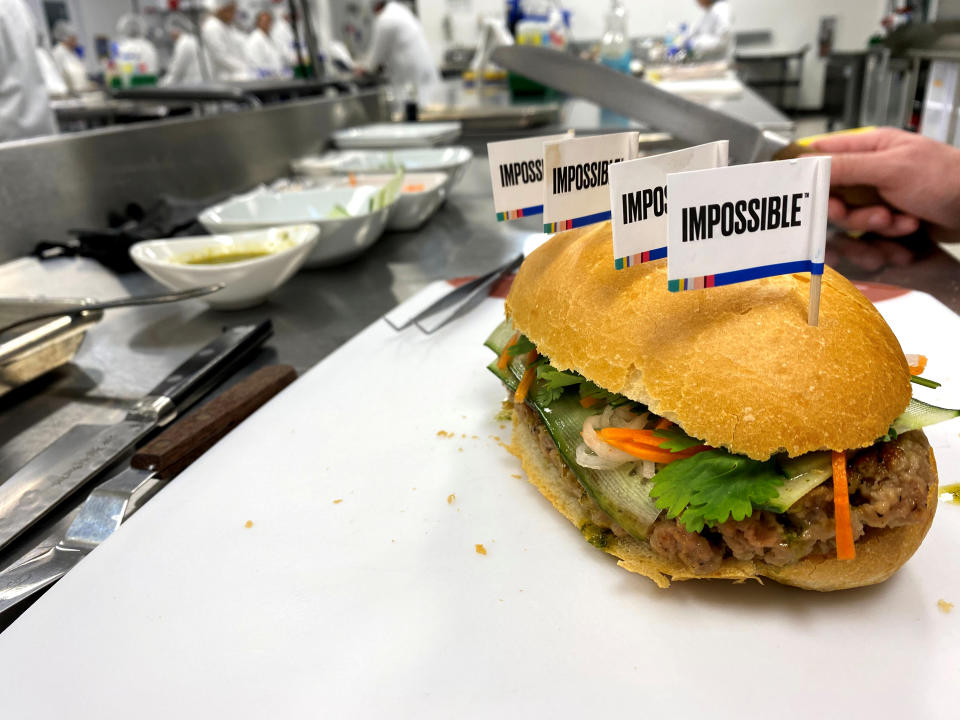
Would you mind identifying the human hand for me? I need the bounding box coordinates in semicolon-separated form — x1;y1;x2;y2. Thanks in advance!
810;127;960;242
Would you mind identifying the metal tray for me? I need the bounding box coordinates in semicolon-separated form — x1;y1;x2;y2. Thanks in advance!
0;299;102;397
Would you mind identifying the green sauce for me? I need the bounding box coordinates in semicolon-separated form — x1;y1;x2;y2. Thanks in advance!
180;250;273;265
940;483;960;504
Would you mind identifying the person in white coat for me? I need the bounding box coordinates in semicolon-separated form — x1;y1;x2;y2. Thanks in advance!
681;0;734;62
245;10;285;77
115;14;158;76
270;8;298;67
360;0;439;102
160;13;208;86
51;20;92;93
201;0;251;81
0;0;56;141
34;20;67;97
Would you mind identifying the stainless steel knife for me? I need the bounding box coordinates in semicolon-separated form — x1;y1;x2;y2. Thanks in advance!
0;364;297;616
491;45;790;164
0;320;274;552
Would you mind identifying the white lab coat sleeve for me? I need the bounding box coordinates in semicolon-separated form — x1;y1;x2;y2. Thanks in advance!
0;0;56;141
365;14;393;71
245;30;284;77
52;43;90;93
36;47;68;96
202;16;250;80
161;35;199;86
690;3;733;59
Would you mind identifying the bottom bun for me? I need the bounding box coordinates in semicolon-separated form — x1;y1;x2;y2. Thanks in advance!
508;411;938;591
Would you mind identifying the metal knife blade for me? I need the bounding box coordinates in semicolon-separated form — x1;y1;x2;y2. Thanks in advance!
0;320;273;552
491;46;789;164
0;364;297;617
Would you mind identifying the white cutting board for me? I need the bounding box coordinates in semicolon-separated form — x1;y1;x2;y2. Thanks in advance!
1;285;959;719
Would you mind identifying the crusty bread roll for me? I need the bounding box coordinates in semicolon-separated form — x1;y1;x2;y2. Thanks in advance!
505;222;911;460
509;410;938;590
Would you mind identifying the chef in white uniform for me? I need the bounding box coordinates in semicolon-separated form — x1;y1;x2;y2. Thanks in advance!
681;0;734;62
160;13;208;86
34;19;67;97
245;10;285;77
270;7;298;67
115;14;159;76
200;0;251;81
360;0;439;103
0;0;56;141
51;20;92;93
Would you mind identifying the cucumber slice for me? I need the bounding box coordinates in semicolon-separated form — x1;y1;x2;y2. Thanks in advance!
770;452;832;512
484;319;516;355
892;397;960;434
488;360;661;539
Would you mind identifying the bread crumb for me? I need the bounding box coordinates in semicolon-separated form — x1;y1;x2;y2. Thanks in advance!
458;447;464;452
471;435;479;439
938;599;954;613
499;424;505;429
436;430;452;438
511;474;522;479
475;543;487;555
461;433;467;438
489;435;501;442
447;493;456;504
244;520;254;529
332;499;342;504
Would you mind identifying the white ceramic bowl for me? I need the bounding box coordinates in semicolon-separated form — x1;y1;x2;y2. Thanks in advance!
325;173;448;231
292;147;473;194
129;225;318;310
199;186;395;267
331;122;461;149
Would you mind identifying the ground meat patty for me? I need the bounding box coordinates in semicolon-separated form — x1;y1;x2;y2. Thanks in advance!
514;400;936;571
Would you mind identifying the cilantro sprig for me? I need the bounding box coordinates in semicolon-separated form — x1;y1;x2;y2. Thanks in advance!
650;450;786;533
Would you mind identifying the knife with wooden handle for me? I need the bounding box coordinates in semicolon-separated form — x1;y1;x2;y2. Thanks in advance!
0;364;297;618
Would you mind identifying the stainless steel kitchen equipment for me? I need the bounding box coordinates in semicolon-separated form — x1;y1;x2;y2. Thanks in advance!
0;364;297;617
0;284;223;337
491;46;789;164
0;299;103;398
0;321;273;552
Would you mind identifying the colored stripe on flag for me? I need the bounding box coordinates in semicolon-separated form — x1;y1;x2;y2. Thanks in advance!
668;260;824;292
543;210;611;233
614;245;667;270
496;204;543;222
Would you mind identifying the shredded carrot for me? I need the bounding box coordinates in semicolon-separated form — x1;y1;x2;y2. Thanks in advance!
513;350;539;403
906;354;927;375
496;332;520;370
598;427;710;464
580;396;601;408
654;417;674;430
348;172;357;187
403;183;426;192
832;450;856;560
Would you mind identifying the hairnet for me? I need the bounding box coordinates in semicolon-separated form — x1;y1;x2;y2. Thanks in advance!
52;20;77;43
165;13;196;35
116;14;147;38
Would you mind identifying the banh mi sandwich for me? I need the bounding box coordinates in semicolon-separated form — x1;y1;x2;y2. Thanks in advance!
485;223;959;590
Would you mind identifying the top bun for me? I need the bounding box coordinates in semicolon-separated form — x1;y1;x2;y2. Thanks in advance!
505;222;911;460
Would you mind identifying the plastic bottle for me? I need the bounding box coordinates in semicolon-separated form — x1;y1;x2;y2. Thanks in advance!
599;0;631;73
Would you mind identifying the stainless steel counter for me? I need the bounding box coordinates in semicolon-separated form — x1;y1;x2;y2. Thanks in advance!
2;76;958;629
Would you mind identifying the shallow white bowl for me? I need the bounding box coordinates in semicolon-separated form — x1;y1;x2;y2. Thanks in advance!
331;122;461;149
129;225;318;310
323;173;448;231
199;186;395;267
293;147;473;194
